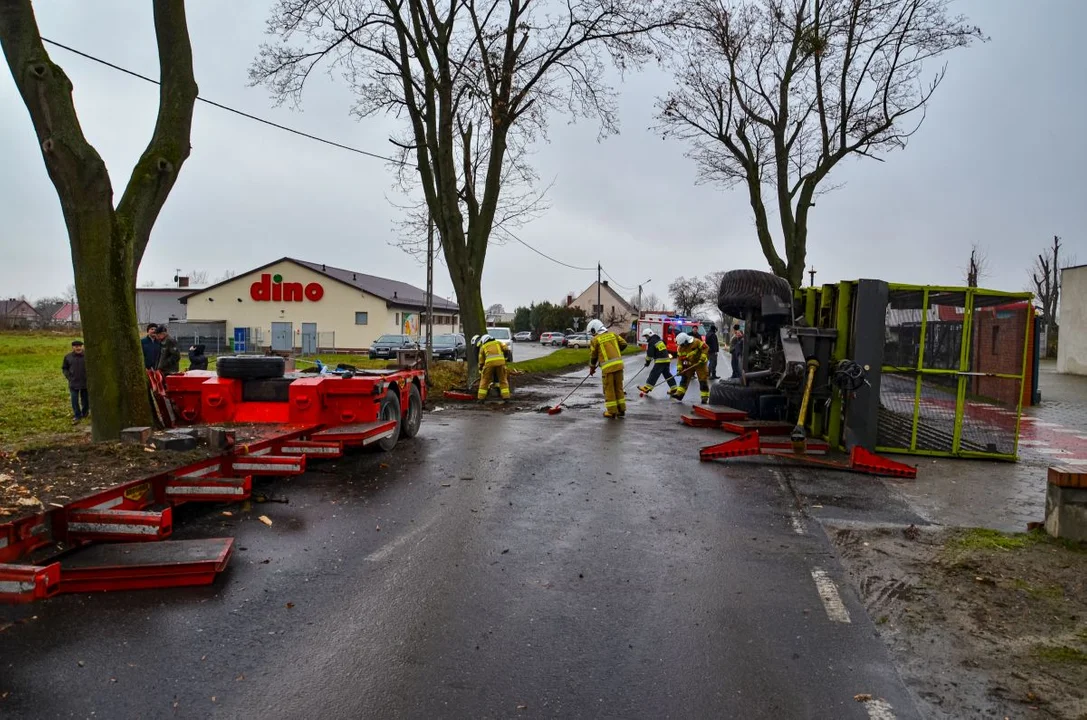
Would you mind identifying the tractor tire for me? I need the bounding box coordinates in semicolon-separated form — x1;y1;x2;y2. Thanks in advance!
401;383;423;439
375;390;402;452
215;355;286;380
717;269;793;319
708;382;782;420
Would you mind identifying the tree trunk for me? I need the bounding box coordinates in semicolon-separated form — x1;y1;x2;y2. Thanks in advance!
456;278;487;387
71;219;154;440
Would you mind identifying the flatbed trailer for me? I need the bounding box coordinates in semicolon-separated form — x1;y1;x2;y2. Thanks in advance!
1;361;426;604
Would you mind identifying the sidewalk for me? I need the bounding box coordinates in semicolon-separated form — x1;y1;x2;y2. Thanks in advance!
886;361;1087;532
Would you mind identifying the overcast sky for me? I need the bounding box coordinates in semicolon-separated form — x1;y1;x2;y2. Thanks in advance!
1;0;1084;311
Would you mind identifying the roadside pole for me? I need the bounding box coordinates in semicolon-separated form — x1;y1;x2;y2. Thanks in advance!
425;215;434;374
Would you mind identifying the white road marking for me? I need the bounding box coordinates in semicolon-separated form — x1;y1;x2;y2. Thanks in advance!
771;469;804;535
1057;458;1087;466
1077;436;1087;441
810;568;851;623
1017;439;1050;446
367;515;438;562
1035;448;1071;455
1052;428;1079;434
1033;421;1063;427
865;698;897;720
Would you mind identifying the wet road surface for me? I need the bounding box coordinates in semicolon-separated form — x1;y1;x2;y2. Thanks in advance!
0;358;919;719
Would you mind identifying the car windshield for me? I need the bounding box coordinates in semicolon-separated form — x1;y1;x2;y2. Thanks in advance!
433;334;457;347
376;335;405;343
487;328;511;340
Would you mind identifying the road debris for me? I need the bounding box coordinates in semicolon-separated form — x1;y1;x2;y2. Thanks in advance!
258;515;273;527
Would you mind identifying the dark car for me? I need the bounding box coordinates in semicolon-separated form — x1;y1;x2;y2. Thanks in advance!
368;334;418;360
428;333;467;361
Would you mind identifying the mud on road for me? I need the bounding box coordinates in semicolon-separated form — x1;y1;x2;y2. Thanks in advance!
831;524;1087;719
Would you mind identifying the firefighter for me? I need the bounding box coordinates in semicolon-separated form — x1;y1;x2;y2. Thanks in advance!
587;318;628;418
673;332;710;404
476;334;510;401
637;327;676;396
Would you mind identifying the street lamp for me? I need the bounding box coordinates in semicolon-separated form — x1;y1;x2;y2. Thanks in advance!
637;279;652;314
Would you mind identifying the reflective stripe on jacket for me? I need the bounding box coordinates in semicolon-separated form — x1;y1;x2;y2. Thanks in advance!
678;338;708;367
590;331;626;374
650;339;671;364
480;340;506;368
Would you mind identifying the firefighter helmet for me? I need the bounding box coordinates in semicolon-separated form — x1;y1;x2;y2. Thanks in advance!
469;334;480;346
675;332;693;346
586;319;607;336
641;328;654;339
478;334;493;345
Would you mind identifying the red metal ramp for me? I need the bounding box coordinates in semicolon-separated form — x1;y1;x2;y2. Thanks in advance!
310;420;397;447
720;419;794;436
692;405;749;422
57;537;234;594
700;431;917;478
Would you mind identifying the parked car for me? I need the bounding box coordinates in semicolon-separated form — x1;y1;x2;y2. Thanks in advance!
565;333;590;349
427;333;467;361
369;334;418;359
540;332;565;347
486;327;514;362
513;331;533;342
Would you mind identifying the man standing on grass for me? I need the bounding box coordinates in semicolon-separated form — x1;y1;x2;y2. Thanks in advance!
156;325;180;375
62;340;89;424
141;323;160;369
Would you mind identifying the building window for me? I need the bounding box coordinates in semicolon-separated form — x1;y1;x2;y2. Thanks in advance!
355;312;369;325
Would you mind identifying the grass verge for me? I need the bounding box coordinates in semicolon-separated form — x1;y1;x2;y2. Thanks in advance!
509;345;640;374
0;331;85;448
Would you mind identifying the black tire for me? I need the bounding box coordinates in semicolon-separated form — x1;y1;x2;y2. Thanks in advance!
375;390;401;452
717;269;793;319
401;383;422;439
709;382;783;420
216;355;285;380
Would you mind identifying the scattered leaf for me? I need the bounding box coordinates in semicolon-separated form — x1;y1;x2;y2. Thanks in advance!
258;515;273;527
286;602;295;609
15;497;41;507
853;694;872;702
221;511;233;517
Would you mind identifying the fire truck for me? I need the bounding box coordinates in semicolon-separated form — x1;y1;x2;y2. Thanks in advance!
635;313;705;354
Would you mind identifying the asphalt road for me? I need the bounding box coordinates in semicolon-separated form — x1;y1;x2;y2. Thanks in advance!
0;358;919;719
508;340;563;362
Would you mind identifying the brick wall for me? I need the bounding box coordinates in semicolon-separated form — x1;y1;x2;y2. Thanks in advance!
970;306;1031;407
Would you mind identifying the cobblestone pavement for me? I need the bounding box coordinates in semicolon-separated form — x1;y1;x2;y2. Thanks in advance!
886;361;1087;532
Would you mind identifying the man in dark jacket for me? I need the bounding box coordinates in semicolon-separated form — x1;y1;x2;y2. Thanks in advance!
141;324;160;369
156;326;181;375
187;344;209;371
729;323;744;379
62;340;89;423
706;324;720;379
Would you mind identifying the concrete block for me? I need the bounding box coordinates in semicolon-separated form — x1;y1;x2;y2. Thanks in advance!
1044;481;1087;543
151;434;199;452
121;427;153;445
204;427;236;450
1048;466;1087;489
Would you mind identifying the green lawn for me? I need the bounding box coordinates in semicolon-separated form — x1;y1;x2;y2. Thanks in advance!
0;331;86;448
509;345;642;374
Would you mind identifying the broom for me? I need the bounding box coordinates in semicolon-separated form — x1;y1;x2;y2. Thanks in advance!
542;372;594;415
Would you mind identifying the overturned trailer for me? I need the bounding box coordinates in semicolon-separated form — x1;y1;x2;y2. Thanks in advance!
705;270;1035;463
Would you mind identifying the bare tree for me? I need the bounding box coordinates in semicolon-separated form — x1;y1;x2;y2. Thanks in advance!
656;0;984;288
186;269;210;286
251;0;678;380
964;243;987;288
486;303;506;316
216;269;237;283
1;0;198;440
629;291;663;312
1031;235;1062;357
669;276;712;316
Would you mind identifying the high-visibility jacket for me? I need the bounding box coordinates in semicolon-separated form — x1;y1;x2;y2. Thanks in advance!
590;330;627;375
644;334;672;364
678;337;708;368
479;339;506;368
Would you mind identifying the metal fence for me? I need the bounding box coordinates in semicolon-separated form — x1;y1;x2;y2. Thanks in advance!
876;286;1032;459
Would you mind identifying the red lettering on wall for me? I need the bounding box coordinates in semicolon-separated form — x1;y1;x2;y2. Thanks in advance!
250;274;271;301
283;282;303;301
271;283;282;302
305;283;324;301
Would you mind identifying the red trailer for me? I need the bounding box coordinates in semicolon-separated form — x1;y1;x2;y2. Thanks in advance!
1;357;426;604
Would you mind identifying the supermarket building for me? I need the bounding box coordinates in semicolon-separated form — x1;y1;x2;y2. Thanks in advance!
181;257;459;352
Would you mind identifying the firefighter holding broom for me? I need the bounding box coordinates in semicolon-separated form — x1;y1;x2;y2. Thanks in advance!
587;319;628;418
672;332;710;404
637;327;677;396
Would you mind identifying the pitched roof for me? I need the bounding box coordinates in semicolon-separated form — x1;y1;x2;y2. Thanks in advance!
52;302;79;321
0;299;40;318
182;257;458;312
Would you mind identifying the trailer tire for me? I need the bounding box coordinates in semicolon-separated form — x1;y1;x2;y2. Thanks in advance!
401;383;423;439
216;355;285;380
709;382;782;420
375;390;401;452
717;269;793;319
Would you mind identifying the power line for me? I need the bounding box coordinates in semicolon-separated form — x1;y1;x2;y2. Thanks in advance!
43;37;638;284
41;37;403;164
599;267;635;291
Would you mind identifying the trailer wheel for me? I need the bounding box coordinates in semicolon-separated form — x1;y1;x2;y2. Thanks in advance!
375;390;401;452
717;269;793;319
709;382;782;420
401;383;423;439
216;355;285;380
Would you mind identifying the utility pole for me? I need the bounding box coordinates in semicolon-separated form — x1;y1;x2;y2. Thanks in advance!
596;262;602;319
808;266;816;287
425;214;434;374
